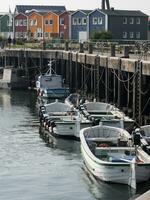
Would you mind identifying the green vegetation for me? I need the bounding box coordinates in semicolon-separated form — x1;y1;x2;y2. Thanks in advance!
91;31;112;41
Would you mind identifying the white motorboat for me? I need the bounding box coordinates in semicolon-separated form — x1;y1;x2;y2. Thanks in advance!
80;125;150;189
36;60;69;98
80;101;134;132
39;99;92;139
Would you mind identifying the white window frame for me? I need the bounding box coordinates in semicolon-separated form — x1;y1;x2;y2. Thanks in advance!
129;32;134;38
129;17;134;24
136;32;140;39
15;19;19;26
45;19;49;25
123;17;127;24
93;17;97;25
49;19;53;25
60;18;64;25
77;18;82;25
98;17;102;24
60;32;64;39
123;31;127;39
82;17;87;25
19;19;23;26
23;20;27;26
73;18;77;25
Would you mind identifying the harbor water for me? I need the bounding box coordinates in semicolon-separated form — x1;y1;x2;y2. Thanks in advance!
0;90;150;200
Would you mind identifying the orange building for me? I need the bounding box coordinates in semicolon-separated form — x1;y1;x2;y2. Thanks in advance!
28;11;43;40
43;11;59;39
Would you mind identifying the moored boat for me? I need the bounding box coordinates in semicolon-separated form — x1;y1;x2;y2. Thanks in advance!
80;101;134;132
39;99;92;139
36;60;69;98
80;125;150;189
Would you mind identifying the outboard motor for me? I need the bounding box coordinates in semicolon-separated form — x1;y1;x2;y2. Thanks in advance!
133;128;141;146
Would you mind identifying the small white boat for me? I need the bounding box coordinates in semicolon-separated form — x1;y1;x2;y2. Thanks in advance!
36;60;69;98
80;101;134;132
39;99;92;139
80;125;150;189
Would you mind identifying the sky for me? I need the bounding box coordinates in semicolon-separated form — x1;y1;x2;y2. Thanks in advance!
1;0;150;15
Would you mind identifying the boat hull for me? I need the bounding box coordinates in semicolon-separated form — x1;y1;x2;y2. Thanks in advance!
81;145;150;186
51;122;92;138
38;88;69;98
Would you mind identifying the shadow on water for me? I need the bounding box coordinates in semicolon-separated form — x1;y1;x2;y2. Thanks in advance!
39;126;81;155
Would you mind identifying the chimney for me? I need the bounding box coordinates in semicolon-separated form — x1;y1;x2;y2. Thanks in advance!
101;0;105;10
101;0;111;10
106;0;110;10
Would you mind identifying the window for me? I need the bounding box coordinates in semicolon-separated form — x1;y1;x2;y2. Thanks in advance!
60;18;64;25
98;17;102;24
23;20;27;26
15;20;19;26
136;18;140;24
82;18;87;25
45;19;49;25
37;32;42;37
30;19;37;26
129;17;134;24
123;17;127;24
129;32;134;38
19;19;23;26
93;17;97;25
123;32;127;38
77;18;82;25
136;32;140;39
49;19;53;25
73;18;77;25
60;32;64;39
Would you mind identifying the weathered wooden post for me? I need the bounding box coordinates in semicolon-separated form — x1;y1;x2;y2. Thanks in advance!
88;42;93;54
124;45;130;58
110;44;116;57
65;41;69;51
79;43;84;53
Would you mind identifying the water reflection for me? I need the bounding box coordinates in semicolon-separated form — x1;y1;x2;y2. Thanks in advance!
0;90;150;200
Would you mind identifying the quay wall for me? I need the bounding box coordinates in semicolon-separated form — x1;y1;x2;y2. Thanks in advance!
0;49;150;125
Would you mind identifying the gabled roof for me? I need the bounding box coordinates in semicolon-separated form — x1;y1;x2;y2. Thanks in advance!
71;9;92;16
15;5;66;14
101;9;148;17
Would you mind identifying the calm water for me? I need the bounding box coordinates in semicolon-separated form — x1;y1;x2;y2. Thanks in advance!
0;90;149;200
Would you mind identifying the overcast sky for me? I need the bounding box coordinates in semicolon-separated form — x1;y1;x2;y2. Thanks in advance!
1;0;150;15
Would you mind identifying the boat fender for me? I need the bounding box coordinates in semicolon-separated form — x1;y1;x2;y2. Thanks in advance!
51;121;56;132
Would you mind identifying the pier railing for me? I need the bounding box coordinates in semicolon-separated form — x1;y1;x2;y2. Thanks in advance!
2;39;150;61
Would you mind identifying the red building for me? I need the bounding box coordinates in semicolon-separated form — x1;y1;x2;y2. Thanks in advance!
14;13;28;39
59;11;70;40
